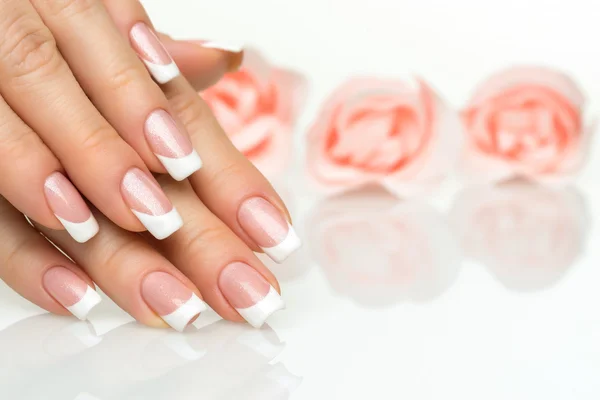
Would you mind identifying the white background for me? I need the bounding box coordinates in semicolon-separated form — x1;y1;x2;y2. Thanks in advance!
143;1;600;398
1;1;599;399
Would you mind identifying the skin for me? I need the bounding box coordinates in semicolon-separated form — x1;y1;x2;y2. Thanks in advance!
0;0;288;328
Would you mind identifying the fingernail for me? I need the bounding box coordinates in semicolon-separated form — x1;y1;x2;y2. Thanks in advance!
142;272;207;332
145;109;202;181
197;40;244;53
193;40;244;72
121;168;183;240
238;197;301;263
43;267;102;320
44;172;99;243
219;262;285;328
130;22;180;84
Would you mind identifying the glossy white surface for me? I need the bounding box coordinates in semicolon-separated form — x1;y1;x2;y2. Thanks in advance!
2;0;600;398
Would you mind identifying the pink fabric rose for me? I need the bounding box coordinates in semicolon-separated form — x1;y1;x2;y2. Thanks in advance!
306;77;461;197
461;66;590;183
307;188;461;307
202;49;306;179
450;181;588;291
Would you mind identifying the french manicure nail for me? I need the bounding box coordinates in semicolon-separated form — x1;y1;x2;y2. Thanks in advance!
43;267;102;320
145;109;202;181
130;22;180;84
219;262;285;328
142;272;207;332
238;197;301;263
197;40;244;53
121;168;183;240
44;172;99;243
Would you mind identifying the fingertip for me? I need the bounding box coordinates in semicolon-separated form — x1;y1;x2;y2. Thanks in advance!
161;38;240;90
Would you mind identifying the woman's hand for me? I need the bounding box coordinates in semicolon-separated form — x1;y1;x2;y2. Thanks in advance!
0;0;302;330
0;175;285;331
0;0;247;243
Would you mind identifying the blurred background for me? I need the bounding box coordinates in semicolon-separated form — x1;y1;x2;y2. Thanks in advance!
1;1;600;399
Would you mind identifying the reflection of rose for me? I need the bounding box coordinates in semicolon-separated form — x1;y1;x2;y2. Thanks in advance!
450;181;588;291
307;77;461;197
307;188;461;307
461;67;590;183
202;49;306;179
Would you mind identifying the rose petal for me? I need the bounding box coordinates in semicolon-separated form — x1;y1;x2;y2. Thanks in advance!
272;68;308;124
461;66;587;183
468;66;585;110
308;77;458;196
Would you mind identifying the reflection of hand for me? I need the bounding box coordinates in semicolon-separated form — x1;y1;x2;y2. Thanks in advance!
308;188;462;307
451;181;589;291
0;315;300;400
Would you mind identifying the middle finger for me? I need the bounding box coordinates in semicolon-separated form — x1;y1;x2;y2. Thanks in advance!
31;0;203;181
0;0;182;239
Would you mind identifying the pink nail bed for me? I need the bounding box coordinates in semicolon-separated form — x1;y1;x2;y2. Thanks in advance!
130;22;180;84
121;168;183;240
145;110;202;181
238;197;301;263
142;272;207;332
43;266;101;320
219;262;285;328
44;172;99;243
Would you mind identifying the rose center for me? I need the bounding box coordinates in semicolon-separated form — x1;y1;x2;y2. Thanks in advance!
328;105;423;173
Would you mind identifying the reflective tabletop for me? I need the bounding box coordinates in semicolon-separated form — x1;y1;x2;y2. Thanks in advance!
1;179;599;399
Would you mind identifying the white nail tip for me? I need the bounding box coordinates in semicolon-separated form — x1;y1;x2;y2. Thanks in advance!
143;60;180;84
163;334;207;360
161;293;208;332
56;215;99;243
65;322;102;348
237;330;285;359
200;41;244;53
132;208;183;240
66;286;102;321
261;224;302;263
156;151;203;181
236;287;285;329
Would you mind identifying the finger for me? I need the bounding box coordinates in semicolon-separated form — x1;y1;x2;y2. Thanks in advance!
32;0;203;182
102;0;301;263
37;209;208;332
0;0;181;239
159;33;244;91
0;92;99;242
168;80;302;263
0;196;101;320
144;177;284;329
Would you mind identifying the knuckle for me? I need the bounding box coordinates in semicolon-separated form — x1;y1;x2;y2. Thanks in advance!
106;62;145;93
42;0;98;18
178;223;231;259
168;92;213;131
205;161;244;188
0;15;60;79
97;240;141;277
0;128;43;162
2;236;35;278
78;124;120;154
